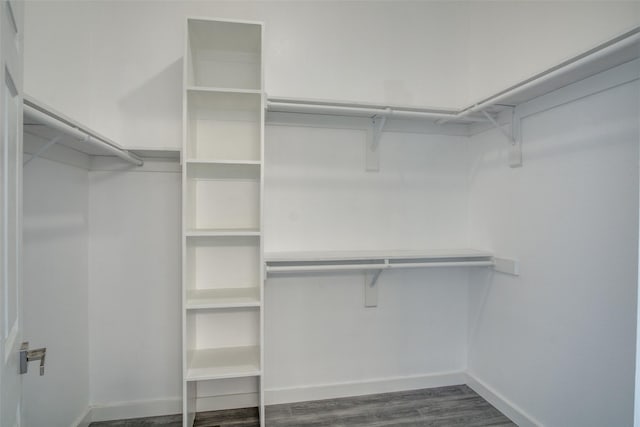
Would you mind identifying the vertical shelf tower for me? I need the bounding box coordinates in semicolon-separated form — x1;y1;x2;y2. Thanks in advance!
182;18;265;426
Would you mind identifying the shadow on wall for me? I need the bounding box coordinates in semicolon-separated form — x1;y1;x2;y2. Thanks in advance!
118;58;183;149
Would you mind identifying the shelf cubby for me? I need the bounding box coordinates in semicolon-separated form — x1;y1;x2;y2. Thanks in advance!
186;308;261;381
186;346;261;381
185;235;261;306
185;162;260;232
186;89;261;162
186;19;262;90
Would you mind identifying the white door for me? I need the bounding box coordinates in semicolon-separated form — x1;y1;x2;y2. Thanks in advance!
0;0;23;426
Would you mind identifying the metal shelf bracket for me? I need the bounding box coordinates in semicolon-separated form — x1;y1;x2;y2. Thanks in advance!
23;134;63;166
481;107;522;168
366;108;390;172
364;259;389;307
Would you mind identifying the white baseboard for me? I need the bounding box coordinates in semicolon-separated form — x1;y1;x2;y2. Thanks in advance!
465;372;543;427
265;370;467;405
81;372;542;426
72;408;92;427
89;398;181;423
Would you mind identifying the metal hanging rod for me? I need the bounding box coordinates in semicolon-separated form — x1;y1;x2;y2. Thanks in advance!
265;259;495;274
266;98;488;123
269;27;639;126
23;96;144;167
438;26;640;124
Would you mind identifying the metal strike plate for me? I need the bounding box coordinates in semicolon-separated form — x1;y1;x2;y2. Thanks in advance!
19;342;46;376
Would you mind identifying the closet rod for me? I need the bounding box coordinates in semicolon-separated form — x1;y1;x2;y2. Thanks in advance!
266;99;488;122
440;26;640;124
23;100;144;167
266;260;495;273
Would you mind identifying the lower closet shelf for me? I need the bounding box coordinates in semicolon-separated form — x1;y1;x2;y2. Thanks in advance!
186;346;261;381
265;249;496;274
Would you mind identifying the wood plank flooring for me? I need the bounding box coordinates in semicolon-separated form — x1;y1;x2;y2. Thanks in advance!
89;385;516;427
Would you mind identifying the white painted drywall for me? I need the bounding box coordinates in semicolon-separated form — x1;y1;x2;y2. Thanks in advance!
23;0;468;150
23;1;637;150
466;1;640;104
264;123;473;396
264;124;470;252
88;169;182;411
467;75;639;425
22;157;90;427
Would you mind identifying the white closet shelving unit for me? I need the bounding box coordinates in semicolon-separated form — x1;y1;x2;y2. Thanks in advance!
182;18;265;427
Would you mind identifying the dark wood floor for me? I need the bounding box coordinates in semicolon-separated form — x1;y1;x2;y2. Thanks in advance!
89;385;516;426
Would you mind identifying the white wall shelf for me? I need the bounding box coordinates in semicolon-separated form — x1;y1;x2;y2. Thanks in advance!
186;229;261;238
23;95;143;166
187;86;262;95
266;249;517;308
185;159;262;166
186;346;261;381
186;288;261;310
266;28;639;126
265;249;496;274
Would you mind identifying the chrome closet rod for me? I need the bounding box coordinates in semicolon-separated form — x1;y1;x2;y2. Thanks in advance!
439;27;640;124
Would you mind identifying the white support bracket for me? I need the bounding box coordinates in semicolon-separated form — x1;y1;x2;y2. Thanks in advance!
493;257;520;276
364;269;382;307
481;108;523;168
365;108;390;172
23;134;63;166
364;259;389;307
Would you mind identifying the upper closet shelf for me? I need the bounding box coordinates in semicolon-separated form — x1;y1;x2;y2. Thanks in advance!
267;27;640;124
265;249;518;275
266;98;487;124
23;95;143;166
443;26;640;123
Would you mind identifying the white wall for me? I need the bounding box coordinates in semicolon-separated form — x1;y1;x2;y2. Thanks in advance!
23;0;468;151
264;123;470;252
264;122;473;400
467;68;639;425
466;1;640;103
23;1;638;151
88;168;182;416
22;157;90;427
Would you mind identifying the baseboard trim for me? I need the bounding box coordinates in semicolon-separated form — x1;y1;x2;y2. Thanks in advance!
81;372;542;425
89;398;181;423
264;370;467;405
465;372;543;427
72;408;92;427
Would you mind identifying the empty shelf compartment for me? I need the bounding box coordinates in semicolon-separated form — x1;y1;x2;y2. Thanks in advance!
185;162;261;231
265;249;495;273
186;345;260;381
186;19;262;90
186;89;262;161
